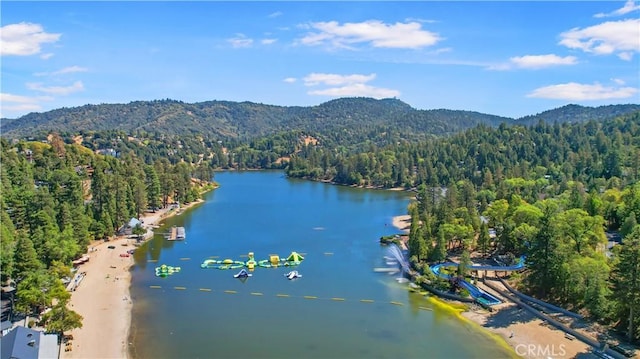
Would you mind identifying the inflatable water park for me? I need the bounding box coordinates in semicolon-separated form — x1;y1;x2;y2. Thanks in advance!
284;270;302;280
200;251;304;270
155;264;181;277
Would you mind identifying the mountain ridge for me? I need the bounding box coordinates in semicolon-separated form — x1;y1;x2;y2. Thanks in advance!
1;97;638;141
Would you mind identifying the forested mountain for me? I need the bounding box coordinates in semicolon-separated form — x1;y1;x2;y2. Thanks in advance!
517;104;640;126
287;112;640;190
3;97;637;146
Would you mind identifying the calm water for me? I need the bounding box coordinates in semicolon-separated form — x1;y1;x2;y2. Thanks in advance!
129;171;514;359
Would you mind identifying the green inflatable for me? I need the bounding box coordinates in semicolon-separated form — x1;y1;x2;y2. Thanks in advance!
155;264;181;277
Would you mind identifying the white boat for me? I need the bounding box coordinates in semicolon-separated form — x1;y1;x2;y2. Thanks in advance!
284;270;302;280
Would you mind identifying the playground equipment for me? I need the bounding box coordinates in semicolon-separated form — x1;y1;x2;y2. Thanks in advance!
155;264;181;277
201;251;305;270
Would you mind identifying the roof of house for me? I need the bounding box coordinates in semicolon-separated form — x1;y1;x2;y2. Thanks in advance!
127;218;142;228
1;326;40;359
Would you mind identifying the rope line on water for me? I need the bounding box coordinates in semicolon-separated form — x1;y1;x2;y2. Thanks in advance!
148;284;427;307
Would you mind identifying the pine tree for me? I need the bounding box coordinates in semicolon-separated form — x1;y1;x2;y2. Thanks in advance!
12;232;43;282
526;201;564;298
430;227;447;263
458;249;472;277
145;165;161;211
478;221;491;257
611;226;640;341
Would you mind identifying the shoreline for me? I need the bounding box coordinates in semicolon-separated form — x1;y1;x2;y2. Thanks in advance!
390;214;592;359
60;199;204;359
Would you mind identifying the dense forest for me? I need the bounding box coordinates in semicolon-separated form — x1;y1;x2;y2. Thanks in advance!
0;134;215;333
386;113;640;343
1;98;639;343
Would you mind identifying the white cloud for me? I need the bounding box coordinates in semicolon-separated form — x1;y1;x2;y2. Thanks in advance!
559;18;640;60
308;83;400;98
303;72;400;99
26;81;85;95
283;77;297;83
54;66;88;75
611;78;626;85
40;53;54;60
509;54;578;69
405;17;438;24
527;82;638;100
1;93;41;103
35;65;89;77
261;38;277;45
303;73;377;86
0;92;54;117
268;11;283;18
227;34;253;48
0;22;61;56
299;20;441;49
617;52;634;61
594;0;640;18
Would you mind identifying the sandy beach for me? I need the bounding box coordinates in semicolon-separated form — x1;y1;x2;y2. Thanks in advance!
61;200;201;359
462;303;590;359
391;214;411;233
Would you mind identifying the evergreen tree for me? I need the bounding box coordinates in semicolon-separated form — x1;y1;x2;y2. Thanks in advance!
430;227;447;263
145;164;162;210
12;232;43;281
478;221;491;257
458;249;471;277
611;226;640;341
526;201;564;298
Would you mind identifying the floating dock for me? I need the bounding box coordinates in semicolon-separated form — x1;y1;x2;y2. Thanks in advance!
167;226;186;241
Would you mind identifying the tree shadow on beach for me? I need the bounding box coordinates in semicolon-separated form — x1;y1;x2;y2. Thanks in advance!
483;304;537;329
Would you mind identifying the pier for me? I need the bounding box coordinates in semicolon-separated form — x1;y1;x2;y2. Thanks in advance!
166;226;186;241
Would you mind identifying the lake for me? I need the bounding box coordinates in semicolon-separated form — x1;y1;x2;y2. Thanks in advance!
129;171;515;359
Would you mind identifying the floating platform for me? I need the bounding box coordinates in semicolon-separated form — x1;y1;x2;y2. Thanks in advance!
167;226;186;241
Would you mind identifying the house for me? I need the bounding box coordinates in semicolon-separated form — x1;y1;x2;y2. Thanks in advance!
0;326;59;359
119;218;142;235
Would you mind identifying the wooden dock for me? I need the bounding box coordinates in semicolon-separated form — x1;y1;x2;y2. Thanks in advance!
167;226;185;241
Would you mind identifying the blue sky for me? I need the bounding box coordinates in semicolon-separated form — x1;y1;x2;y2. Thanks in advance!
1;1;639;120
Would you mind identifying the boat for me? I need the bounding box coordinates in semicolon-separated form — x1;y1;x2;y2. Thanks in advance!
233;269;252;278
284;270;302;280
